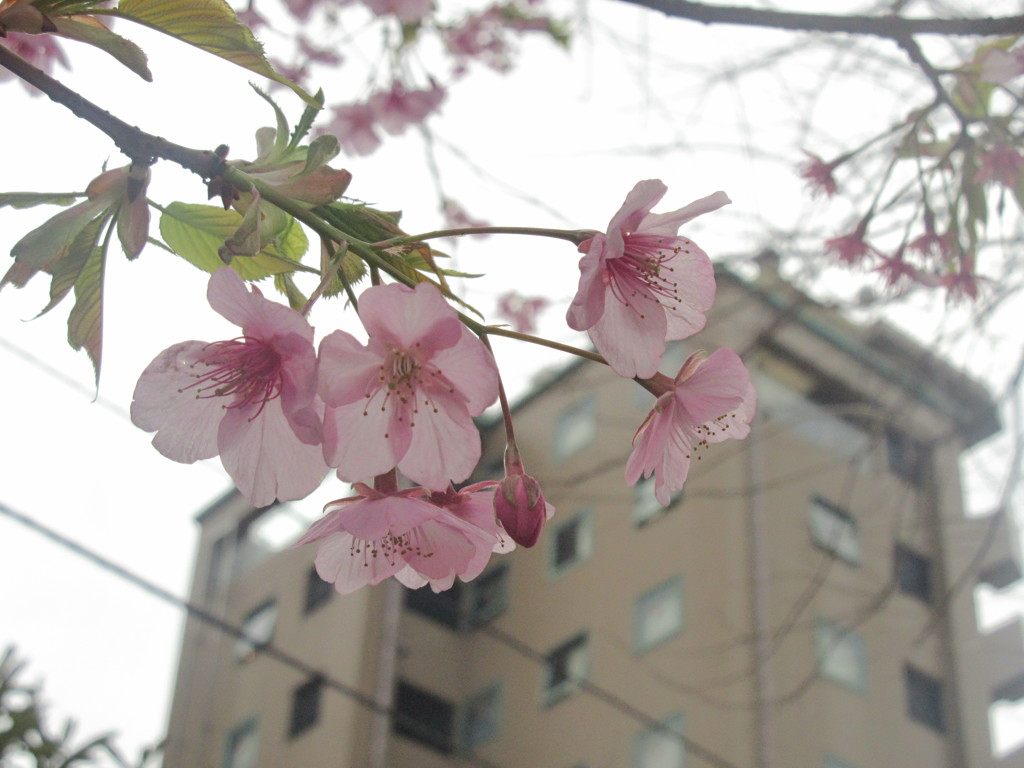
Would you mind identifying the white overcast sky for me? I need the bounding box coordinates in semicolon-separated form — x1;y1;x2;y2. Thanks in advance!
2;0;1024;759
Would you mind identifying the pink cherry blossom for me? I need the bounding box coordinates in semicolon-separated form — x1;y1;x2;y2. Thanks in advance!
973;142;1024;188
825;229;871;266
318;281;500;490
324;102;381;156
496;291;548;334
981;45;1024;85
294;483;503;594
362;0;432;23
401;482;515;590
626;349;756;506
874;251;919;292
799;151;839;198
567;180;729;379
369;80;445;135
131;268;328;506
443;198;489;232
0;32;69;93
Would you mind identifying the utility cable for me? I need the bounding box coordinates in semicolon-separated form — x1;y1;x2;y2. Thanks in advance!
1;501;751;768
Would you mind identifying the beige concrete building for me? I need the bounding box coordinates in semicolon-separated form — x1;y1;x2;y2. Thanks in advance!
163;264;1024;768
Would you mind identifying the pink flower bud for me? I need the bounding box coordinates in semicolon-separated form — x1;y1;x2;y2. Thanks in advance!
495;471;548;548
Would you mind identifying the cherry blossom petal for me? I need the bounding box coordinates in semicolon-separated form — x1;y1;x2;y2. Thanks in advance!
322;397;398;483
640;191;731;235
605;179;666;254
566;234;610;331
401;387;482;488
401;518;478;580
207;268;313;342
314;532;404;593
429;326;500;415
662;243;716;339
676;349;754;425
358;282;462;353
589;289;666;378
317;331;383;407
332;495;439;541
218;402;329;506
131;341;223;462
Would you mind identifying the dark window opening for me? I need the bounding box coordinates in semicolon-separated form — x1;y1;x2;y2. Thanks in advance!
906;666;945;733
554;519;581;568
289;676;323;738
545;632;589;703
394;681;455;754
887;429;925;485
895;545;932;603
303;565;334;614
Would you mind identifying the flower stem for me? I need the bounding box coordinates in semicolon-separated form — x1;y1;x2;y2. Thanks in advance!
374;226;596;248
475;323;607;365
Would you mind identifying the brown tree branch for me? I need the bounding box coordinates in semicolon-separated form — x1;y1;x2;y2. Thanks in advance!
612;0;1024;39
0;45;223;180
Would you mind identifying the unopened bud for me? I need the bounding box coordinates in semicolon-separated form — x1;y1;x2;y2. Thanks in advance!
495;472;548;548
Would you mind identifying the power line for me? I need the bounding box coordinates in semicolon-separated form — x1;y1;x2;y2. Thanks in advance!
1;500;750;768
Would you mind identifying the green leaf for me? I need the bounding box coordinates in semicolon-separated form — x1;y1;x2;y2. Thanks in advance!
159;202;305;278
51;17;152;80
289;89;325;151
67;242;107;384
108;0;316;104
0;192;80;210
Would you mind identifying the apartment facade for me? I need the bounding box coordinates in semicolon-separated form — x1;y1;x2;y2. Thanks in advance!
162;264;1024;768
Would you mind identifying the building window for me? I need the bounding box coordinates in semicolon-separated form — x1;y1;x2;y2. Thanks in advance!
808;496;861;565
553;397;597;461
469;563;511;627
544;632;589;704
303;565;334;614
394;680;456;754
223;718;260;768
462;683;502;750
894;545;932;603
887;428;924;485
634;577;685;653
634;477;679;527
905;666;945;733
234;600;277;662
633;713;685;768
815;619;867;692
289;676;323;738
549;509;594;578
405;562;510;630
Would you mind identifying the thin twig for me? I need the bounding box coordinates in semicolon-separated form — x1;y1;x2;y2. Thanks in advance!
613;1;1024;39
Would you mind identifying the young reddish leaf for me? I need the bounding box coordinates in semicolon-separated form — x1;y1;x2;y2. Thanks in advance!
37;213;109;317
